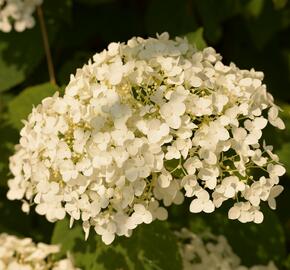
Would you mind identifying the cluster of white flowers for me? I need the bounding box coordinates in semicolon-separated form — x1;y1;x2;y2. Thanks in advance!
0;233;79;270
177;228;277;270
7;33;286;244
0;0;42;32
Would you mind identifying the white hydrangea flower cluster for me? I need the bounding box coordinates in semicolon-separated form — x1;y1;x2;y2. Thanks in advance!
0;0;42;32
7;33;286;244
0;233;80;270
177;228;277;270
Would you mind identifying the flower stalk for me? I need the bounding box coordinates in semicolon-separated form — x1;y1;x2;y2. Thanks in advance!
37;6;56;85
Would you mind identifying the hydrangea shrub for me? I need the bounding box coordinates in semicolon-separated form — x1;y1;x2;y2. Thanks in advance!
7;33;286;245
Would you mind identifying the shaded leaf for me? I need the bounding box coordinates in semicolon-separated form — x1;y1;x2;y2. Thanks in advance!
272;0;288;9
245;0;265;17
194;0;241;43
243;0;290;49
51;219;182;270
189;205;286;267
0;0;72;92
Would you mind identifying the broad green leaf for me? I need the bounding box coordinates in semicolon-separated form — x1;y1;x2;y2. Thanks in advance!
194;0;241;43
7;83;60;130
189;206;286;267
272;0;288;9
0;29;42;92
186;28;207;50
0;0;72;92
245;0;264;17
51;219;182;270
243;0;290;49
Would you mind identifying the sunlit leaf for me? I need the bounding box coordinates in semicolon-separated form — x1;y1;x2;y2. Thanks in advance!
186;28;207;50
7;83;60;130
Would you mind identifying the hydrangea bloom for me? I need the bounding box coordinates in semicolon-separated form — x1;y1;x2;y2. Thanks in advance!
0;0;42;32
7;33;285;244
177;228;277;270
0;233;79;270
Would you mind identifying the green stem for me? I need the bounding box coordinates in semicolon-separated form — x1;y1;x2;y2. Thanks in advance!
37;6;56;85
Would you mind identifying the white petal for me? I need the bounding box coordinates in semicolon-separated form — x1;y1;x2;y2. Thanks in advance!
228;206;240;220
254;211;264;224
203;201;215;213
155;207;168;220
189;199;203;213
143;211;153;224
224;186;235;198
253;117;268;130
268;198;277;210
102;232;115;245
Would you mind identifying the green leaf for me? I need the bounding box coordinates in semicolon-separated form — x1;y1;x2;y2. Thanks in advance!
186;28;207;50
0;30;42;92
272;0;288;9
245;0;264;17
51;219;182;270
243;0;290;49
194;0;241;43
189;206;286;267
0;0;72;92
7;83;60;130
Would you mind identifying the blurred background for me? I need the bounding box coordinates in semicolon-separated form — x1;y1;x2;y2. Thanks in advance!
1;0;290;269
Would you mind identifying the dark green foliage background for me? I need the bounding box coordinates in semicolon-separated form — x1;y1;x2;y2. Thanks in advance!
1;0;290;269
